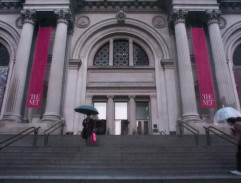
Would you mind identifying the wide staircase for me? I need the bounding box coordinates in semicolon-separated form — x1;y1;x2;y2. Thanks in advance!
0;134;241;183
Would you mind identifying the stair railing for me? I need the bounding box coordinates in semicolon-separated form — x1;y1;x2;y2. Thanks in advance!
177;120;199;145
44;120;65;147
203;126;237;146
0;127;40;150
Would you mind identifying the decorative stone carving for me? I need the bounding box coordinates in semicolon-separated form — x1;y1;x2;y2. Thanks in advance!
55;9;71;24
116;10;126;23
152;16;166;28
206;10;221;25
219;16;227;29
15;16;23;29
76;16;90;28
172;9;188;24
21;9;36;25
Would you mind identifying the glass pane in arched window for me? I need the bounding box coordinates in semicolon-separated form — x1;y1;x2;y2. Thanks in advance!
0;43;9;66
0;43;9;111
233;44;241;66
133;43;149;65
94;43;109;66
113;40;129;66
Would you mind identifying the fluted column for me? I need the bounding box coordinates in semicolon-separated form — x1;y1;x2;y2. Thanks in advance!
206;10;236;107
3;10;36;122
172;9;199;121
128;96;136;135
42;9;70;121
106;96;114;134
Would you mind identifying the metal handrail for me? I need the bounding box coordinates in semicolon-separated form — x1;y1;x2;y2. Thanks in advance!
0;127;40;150
159;131;166;135
203;126;237;146
177;120;199;145
44;120;65;147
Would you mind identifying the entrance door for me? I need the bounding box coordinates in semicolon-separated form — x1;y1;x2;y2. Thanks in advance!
115;102;128;135
136;102;150;135
137;120;149;135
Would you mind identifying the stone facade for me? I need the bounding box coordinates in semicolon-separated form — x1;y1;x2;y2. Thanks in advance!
0;0;240;135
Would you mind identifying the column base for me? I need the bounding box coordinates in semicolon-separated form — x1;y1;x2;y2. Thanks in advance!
182;113;200;122
2;112;22;123
41;113;62;122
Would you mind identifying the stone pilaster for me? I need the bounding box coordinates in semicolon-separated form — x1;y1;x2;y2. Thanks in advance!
128;95;136;135
3;9;36;122
106;96;114;135
42;9;71;122
172;9;199;121
206;10;236;107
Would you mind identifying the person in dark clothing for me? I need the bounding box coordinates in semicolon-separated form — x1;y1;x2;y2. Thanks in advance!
227;117;241;175
82;113;95;146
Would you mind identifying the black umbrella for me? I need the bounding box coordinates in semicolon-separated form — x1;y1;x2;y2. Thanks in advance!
74;105;99;115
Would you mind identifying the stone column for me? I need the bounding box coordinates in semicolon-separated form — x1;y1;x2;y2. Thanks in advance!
128;96;136;135
106;96;114;134
3;10;36;122
42;9;70;121
172;9;199;121
206;10;236;107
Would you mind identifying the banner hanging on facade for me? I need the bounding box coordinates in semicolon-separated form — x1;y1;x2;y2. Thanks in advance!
191;28;216;108
27;27;52;108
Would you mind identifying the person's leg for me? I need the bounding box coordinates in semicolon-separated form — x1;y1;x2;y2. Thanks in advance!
237;146;241;171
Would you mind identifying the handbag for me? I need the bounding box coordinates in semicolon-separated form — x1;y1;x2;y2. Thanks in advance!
91;132;96;143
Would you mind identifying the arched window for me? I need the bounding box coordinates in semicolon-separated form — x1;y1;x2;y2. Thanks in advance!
0;43;9;110
233;44;241;66
133;43;149;65
113;40;129;66
93;38;149;66
93;43;109;66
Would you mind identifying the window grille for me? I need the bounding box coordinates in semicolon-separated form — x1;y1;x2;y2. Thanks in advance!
93;43;109;66
133;43;149;65
113;40;129;66
233;44;241;66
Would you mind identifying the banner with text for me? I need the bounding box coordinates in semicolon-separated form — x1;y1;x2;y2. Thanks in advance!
191;28;216;108
27;27;51;108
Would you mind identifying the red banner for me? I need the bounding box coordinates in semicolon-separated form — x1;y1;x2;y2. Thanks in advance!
191;28;216;108
27;28;51;108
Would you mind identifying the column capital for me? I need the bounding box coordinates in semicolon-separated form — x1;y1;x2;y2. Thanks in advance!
21;9;36;25
54;9;71;25
171;9;188;24
206;10;221;25
107;95;114;99
128;95;135;99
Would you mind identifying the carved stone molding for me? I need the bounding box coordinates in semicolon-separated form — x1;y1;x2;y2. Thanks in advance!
54;9;71;24
76;16;90;28
116;10;126;23
21;9;36;25
172;9;188;24
219;16;227;29
152;15;166;28
206;10;221;25
69;59;82;70
15;16;23;29
161;59;174;69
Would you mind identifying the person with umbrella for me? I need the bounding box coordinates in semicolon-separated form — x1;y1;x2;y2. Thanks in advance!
214;106;241;175
82;113;95;146
226;117;241;175
74;105;99;146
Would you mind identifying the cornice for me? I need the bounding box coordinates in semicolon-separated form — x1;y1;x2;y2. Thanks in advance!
219;1;241;14
0;1;23;13
75;0;167;13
